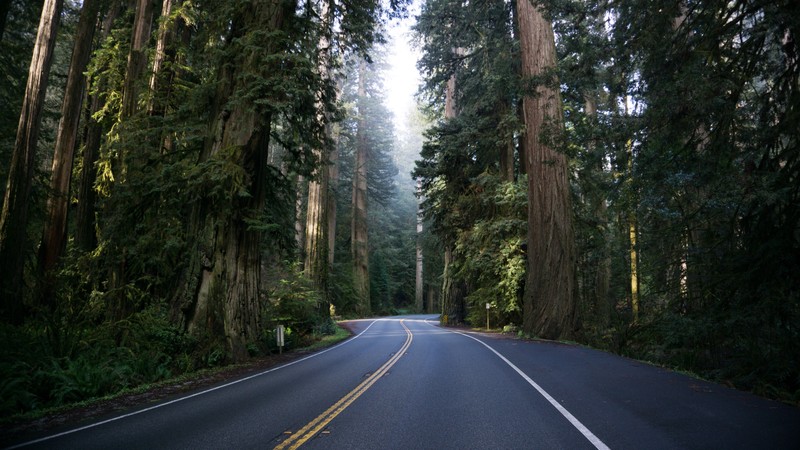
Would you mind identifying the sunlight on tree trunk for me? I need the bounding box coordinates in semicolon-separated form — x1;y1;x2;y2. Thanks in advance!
304;1;333;306
626;139;639;323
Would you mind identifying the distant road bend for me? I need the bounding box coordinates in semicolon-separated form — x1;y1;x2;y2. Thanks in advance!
7;315;800;449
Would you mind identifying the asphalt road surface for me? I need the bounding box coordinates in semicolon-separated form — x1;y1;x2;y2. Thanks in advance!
7;315;800;449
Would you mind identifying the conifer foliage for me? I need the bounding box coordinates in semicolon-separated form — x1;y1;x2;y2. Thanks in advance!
414;0;798;399
0;0;412;416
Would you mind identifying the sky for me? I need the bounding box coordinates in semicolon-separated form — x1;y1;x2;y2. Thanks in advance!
385;9;422;135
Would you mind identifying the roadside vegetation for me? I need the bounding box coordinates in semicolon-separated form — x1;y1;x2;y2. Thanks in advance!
1;0;797;423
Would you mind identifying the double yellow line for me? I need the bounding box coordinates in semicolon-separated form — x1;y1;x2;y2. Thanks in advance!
275;320;413;450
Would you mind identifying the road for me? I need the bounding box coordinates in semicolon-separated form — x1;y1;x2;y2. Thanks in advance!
6;315;799;449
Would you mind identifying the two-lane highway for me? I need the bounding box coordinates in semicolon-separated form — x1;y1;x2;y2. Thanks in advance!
6;315;800;449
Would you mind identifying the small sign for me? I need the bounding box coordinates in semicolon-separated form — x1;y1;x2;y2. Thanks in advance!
277;325;285;348
486;303;491;310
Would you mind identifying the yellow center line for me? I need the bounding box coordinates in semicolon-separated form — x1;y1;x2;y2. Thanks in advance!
274;320;413;450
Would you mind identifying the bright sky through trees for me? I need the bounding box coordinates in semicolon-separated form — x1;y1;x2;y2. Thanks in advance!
385;7;421;135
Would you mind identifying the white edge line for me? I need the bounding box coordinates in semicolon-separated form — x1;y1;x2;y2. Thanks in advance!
423;319;610;450
8;320;382;449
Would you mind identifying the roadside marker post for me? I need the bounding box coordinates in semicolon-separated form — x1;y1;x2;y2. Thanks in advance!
486;303;491;331
277;325;285;354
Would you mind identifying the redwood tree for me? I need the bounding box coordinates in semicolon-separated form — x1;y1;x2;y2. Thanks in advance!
0;0;63;321
351;59;371;316
39;0;101;279
517;0;577;339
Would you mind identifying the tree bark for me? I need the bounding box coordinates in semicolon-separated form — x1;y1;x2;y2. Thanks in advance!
0;0;63;322
517;0;578;339
121;0;155;120
439;52;467;325
305;169;328;287
352;59;370;316
441;246;466;324
39;0;101;279
415;182;423;312
499;101;515;182
75;2;122;252
147;0;174;116
327;138;338;266
584;95;612;327
181;0;289;361
304;2;333;302
295;174;306;256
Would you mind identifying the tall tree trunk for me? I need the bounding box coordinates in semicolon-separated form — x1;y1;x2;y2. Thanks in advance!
499;101;515;182
121;0;155;120
517;99;527;176
75;2;122;252
351;59;370;317
624;136;639;322
305;169;328;288
327;138;338;266
181;0;289;361
0;0;63;322
39;0;101;280
147;0;174;116
629;214;640;322
415;182;423;312
584;95;612;328
439;51;467;325
106;0;158;322
517;0;578;340
295;174;306;256
441;246;466;324
304;1;333;303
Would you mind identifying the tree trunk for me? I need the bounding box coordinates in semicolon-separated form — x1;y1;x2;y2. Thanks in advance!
441;246;466;325
352;59;370;316
499;101;515;182
182;0;289;361
305;170;328;287
75;2;122;252
295;174;306;256
327;138;338;266
517;0;578;340
415;183;423;312
0;0;63;322
439;50;467;325
39;0;101;280
584;95;612;328
304;2;333;302
147;0;175;116
121;0;155;120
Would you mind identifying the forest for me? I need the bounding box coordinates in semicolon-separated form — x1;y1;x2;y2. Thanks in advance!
1;0;798;419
